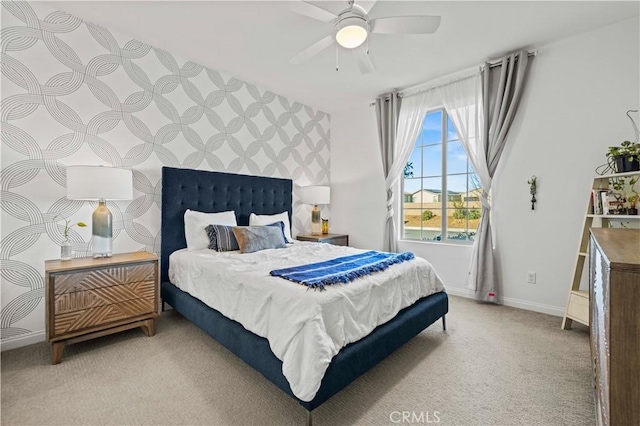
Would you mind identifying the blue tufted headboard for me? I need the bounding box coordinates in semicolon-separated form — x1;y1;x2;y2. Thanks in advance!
160;167;293;284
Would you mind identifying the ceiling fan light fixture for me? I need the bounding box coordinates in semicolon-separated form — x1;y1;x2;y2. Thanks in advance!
335;16;368;49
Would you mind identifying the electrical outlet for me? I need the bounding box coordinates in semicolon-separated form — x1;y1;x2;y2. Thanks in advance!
527;271;537;284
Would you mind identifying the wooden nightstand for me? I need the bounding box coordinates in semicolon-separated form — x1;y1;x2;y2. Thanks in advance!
296;233;349;246
44;252;159;364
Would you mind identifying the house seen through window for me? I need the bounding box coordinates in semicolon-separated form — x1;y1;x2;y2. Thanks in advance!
402;109;481;242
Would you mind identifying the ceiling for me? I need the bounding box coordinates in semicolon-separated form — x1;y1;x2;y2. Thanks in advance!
51;1;639;114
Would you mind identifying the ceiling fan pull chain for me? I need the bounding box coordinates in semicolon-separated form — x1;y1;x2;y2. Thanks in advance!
336;44;339;71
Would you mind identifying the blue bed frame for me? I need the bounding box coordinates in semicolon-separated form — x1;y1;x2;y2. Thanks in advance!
160;166;448;421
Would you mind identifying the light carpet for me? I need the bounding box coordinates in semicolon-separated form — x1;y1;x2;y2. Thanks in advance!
1;296;594;425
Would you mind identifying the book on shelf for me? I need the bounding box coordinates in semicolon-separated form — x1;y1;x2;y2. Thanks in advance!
601;191;610;215
591;189;614;215
592;190;603;214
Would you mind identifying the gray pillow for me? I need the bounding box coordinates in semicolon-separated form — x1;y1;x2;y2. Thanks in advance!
205;224;239;252
232;226;286;254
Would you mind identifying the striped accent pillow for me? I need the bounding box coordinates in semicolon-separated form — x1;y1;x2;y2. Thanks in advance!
205;224;239;252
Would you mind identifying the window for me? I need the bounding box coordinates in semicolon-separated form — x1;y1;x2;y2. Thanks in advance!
402;109;481;242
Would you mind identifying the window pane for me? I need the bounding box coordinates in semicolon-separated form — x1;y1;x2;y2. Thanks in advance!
404;147;422;178
413;125;424;147
447;230;472;241
446;208;468;241
466;173;482;209
421;176;442;202
446;141;468;175
468;170;481;190
420;176;442;241
403;209;422;240
446;207;481;241
447;174;467;205
403;178;421;197
423;144;442;176
421;211;442;241
400;109;474;245
447;116;459;141
422;111;442;144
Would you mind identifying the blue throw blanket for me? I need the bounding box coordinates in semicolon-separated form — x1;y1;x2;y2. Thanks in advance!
270;250;415;290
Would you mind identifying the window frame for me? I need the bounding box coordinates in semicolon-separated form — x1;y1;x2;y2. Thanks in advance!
399;108;477;245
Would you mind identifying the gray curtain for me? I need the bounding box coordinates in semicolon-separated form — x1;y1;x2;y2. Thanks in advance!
472;50;531;302
375;92;401;252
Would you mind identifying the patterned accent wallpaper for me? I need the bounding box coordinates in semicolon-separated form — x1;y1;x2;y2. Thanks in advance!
0;1;330;345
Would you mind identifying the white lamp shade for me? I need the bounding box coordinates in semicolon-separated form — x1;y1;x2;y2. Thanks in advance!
67;166;133;200
301;185;330;205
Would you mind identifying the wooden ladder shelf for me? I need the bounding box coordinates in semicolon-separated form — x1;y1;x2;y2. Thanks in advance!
561;170;640;330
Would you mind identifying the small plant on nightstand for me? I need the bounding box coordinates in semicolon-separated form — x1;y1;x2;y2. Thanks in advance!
54;215;86;260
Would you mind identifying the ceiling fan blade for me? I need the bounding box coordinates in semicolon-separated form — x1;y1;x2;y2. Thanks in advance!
356;0;378;14
289;1;337;23
371;16;441;34
289;35;334;66
354;45;376;74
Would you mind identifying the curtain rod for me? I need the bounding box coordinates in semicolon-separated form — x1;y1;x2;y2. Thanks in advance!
402;50;537;96
487;50;537;69
371;50;537;106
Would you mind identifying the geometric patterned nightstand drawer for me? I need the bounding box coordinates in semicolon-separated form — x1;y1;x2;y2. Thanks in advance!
54;297;155;336
45;252;159;364
52;263;155;295
54;280;156;315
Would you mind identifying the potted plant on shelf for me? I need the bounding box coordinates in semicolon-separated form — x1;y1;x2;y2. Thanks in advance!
607;141;640;173
627;176;639;215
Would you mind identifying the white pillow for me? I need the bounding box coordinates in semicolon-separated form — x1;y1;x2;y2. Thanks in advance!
184;209;237;251
249;212;293;243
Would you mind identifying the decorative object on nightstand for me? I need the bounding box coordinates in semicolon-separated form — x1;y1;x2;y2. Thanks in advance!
322;218;329;234
300;185;330;235
66;166;133;258
45;252;159;364
297;233;348;246
54;215;87;261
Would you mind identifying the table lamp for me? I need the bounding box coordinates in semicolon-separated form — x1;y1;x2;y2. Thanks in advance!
301;185;330;235
67;166;133;258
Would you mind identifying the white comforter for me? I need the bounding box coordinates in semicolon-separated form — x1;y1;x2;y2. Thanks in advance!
169;242;445;402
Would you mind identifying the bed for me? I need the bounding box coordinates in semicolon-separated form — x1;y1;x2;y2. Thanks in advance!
160;166;449;423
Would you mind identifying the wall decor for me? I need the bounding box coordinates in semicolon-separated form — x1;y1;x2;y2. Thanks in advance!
0;1;330;346
528;175;537;210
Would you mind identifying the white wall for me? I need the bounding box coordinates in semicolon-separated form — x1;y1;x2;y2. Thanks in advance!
330;106;385;251
0;1;330;351
331;17;640;316
493;16;639;315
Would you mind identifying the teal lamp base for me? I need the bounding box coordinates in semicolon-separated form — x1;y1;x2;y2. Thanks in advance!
92;200;113;258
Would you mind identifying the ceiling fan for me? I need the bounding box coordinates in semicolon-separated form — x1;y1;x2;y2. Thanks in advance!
289;0;441;74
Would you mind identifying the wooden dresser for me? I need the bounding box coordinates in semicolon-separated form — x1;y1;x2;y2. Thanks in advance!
45;252;159;364
589;228;640;425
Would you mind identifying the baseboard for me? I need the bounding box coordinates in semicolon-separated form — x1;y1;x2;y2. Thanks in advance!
445;287;565;317
1;330;46;352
